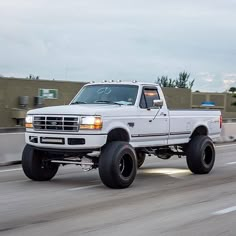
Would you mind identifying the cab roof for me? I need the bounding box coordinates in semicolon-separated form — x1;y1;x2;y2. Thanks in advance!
85;81;160;87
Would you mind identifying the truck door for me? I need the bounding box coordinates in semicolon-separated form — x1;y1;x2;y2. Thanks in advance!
131;86;169;146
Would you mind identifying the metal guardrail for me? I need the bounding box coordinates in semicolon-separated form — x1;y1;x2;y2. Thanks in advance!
223;118;236;123
0;127;25;133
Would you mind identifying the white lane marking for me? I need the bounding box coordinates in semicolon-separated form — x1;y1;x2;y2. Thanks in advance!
226;162;236;165
0;132;24;135
0;180;28;184
68;184;101;191
0;168;22;173
216;144;236;148
213;206;236;215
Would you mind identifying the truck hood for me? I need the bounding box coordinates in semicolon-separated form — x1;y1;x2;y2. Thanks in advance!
28;104;134;116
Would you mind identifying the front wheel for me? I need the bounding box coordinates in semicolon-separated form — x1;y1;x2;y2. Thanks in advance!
99;141;137;189
186;135;215;174
22;145;59;181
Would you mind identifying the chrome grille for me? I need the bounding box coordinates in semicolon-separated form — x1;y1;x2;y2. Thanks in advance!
33;116;79;132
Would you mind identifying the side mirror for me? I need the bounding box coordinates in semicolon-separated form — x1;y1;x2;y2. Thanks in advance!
153;99;163;108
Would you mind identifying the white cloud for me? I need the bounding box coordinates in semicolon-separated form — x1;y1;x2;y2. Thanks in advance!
222;73;236;90
192;72;217;91
223;79;235;85
223;73;236;78
197;72;215;83
0;0;236;92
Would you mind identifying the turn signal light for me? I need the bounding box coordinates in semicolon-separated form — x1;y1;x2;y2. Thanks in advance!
25;123;33;128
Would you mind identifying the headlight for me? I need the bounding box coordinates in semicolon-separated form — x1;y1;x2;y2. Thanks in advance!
80;116;102;130
25;115;33;128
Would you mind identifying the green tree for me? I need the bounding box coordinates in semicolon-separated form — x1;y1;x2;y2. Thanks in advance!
175;71;194;89
156;76;175;87
27;74;40;80
229;87;236;93
230;88;236;106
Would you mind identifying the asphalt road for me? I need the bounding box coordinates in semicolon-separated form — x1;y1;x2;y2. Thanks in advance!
1;143;236;236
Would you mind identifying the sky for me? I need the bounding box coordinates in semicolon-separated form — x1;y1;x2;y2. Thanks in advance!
0;0;236;92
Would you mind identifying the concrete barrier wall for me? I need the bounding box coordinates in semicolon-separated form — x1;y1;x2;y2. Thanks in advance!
0;123;236;165
216;123;236;142
0;133;25;165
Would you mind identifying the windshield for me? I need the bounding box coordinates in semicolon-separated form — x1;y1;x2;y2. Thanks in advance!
71;84;139;105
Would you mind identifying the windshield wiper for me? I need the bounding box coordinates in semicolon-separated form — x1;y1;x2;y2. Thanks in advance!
95;100;113;104
71;101;87;105
94;100;122;105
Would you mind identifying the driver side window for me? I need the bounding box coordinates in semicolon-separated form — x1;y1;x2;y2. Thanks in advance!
140;87;160;109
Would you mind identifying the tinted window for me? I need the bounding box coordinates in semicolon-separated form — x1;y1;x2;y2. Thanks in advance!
140;88;160;108
140;93;147;108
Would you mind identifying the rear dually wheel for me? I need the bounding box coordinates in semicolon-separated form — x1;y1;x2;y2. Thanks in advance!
186;135;215;174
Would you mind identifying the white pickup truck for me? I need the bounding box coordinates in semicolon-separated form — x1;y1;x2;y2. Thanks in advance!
22;82;222;188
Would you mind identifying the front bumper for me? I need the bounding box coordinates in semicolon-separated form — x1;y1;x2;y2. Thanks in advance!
25;132;107;150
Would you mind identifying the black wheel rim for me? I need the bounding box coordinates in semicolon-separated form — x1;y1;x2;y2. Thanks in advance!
202;145;213;166
36;150;56;170
119;154;134;178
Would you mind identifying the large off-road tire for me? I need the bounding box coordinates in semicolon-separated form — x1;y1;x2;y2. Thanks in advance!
99;141;137;189
186;135;215;174
136;151;146;168
22;144;59;181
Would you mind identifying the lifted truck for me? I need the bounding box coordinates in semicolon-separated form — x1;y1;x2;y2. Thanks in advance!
22;82;222;188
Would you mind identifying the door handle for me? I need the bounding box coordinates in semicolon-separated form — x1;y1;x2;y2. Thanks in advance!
160;112;167;116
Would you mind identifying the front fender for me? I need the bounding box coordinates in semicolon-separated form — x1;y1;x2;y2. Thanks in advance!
103;120;131;138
